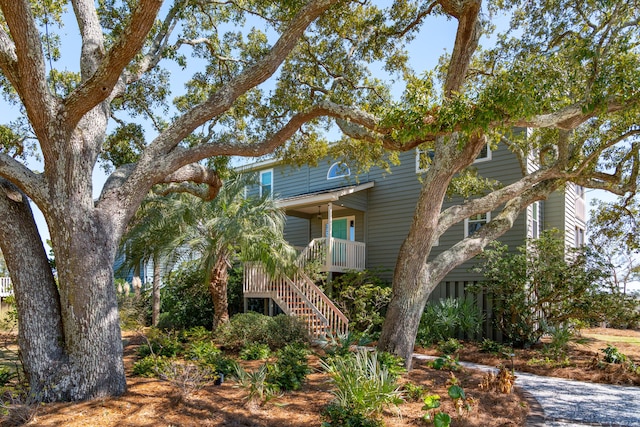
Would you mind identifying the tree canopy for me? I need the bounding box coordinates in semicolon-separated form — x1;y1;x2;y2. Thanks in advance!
0;0;639;398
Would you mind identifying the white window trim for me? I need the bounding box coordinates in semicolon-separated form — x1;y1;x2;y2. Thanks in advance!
473;144;492;164
259;169;273;198
531;201;540;239
327;162;351;180
464;212;491;238
416;148;435;173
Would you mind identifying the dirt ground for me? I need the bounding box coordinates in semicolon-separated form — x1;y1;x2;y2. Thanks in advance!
3;327;639;427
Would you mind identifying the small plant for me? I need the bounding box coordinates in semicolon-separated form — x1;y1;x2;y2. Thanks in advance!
240;343;271;360
137;329;183;358
480;338;508;355
421;394;442;423
321;349;404;421
377;351;407;379
437;338;463;356
446;375;475;417
132;355;171;377
542;325;573;360
431;355;460;371
479;366;516;394
0;387;43;426
321;403;384;427
159;361;215;400
0;367;15;387
402;382;427;401
186;340;221;362
267;344;310;391
601;344;628;364
233;363;280;407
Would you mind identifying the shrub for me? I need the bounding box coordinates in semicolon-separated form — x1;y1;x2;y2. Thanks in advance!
601;344;628;364
330;269;392;337
472;231;606;347
321;349;403;421
137;329;183;358
437;338;463;356
321;403;384;427
267;344;311;391
417;298;483;346
377;351;406;379
132;355;171;377
158;262;213;330
185;340;221;363
215;312;309;350
240;343;271;361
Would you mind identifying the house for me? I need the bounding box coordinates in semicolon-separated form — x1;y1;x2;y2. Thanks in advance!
241;134;586;338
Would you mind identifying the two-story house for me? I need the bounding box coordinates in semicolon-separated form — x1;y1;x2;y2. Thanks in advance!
241;137;586;337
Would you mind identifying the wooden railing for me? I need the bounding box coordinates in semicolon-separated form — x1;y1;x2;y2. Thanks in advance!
244;263;349;338
0;277;12;298
299;238;365;273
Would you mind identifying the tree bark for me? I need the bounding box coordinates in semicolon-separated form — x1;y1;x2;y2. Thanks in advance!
209;255;230;329
0;179;67;401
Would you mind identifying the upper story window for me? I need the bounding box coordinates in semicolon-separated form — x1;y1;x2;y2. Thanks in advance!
531;201;540;239
575;184;585;199
575;226;585;247
464;212;490;237
260;169;273;198
416;148;435;173
327;162;351;179
474;144;492;163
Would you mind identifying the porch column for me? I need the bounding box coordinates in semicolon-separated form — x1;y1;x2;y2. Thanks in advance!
326;202;333;272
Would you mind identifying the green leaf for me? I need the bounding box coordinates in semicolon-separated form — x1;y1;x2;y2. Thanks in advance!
433;411;452;427
422;394;441;410
448;385;465;400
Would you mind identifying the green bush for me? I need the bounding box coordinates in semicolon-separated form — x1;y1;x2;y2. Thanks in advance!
321;349;403;421
437;338;463;356
416;298;483;346
321;403;384;427
267;344;311;391
240;343;271;361
330;270;392;337
137;329;183;358
473;231;608;347
132;355;171;377
0;366;15;387
158;261;213;330
215;312;309;350
601;344;628;364
185;340;221;362
376;352;406;380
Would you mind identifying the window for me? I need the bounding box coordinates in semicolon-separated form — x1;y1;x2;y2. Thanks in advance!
575;184;585;199
575;226;585;247
260;169;273;198
327;162;351;179
531;201;540;239
416;148;435;173
474;143;492;163
464;212;490;237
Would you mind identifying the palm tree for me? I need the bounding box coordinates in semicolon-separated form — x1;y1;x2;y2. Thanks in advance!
174;172;296;328
119;194;185;326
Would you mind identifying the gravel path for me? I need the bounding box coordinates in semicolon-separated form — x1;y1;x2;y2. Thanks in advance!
412;354;640;427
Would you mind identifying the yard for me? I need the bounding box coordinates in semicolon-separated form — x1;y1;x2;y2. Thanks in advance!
0;326;637;426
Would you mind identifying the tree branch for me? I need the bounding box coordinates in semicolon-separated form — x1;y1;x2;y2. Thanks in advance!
142;0;338;160
64;0;163;128
0;0;55;135
0;153;47;206
429;180;561;282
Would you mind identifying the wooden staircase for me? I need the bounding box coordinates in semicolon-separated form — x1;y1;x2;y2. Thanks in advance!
243;260;349;339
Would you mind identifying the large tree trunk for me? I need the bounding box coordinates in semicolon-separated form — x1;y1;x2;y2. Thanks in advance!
209;256;230;329
47;205;127;400
152;253;161;327
0;179;67;401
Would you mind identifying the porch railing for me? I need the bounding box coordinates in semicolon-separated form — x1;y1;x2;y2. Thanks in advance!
0;277;12;298
299;237;365;273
